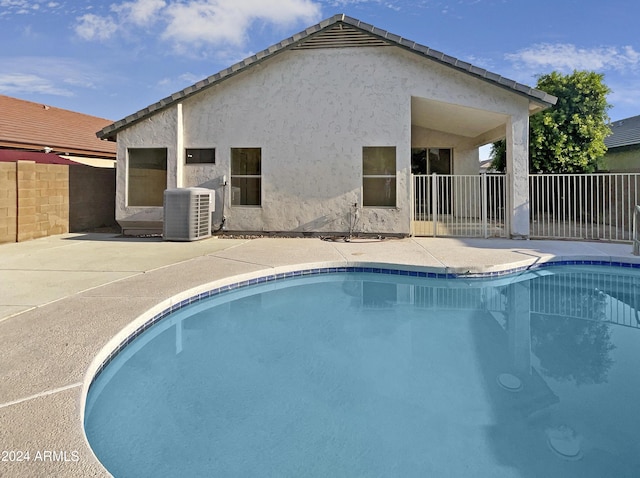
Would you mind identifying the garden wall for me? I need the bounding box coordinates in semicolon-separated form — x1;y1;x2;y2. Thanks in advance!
0;160;116;243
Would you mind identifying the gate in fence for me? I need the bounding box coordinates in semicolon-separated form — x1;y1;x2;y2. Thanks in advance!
411;173;508;238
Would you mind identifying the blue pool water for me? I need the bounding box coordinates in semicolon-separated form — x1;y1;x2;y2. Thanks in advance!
84;266;640;477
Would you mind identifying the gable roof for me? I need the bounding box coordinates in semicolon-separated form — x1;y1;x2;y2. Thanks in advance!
98;13;557;141
0;94;116;158
605;114;640;149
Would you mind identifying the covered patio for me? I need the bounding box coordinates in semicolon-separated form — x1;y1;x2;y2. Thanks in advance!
410;95;550;239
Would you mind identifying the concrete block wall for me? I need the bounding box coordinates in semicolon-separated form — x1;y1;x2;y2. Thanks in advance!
69;166;116;232
0;163;18;243
0;161;69;244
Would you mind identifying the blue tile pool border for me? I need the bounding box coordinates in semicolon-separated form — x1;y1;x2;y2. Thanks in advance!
88;259;640;389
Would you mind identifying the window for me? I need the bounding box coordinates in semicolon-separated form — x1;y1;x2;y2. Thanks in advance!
411;148;451;175
363;146;396;207
127;148;167;206
428;148;451;174
231;148;261;206
186;148;215;164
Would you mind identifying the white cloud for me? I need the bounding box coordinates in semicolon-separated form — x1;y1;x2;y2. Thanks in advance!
506;43;640;74
0;73;74;96
0;0;61;15
75;13;118;41
73;0;322;52
607;81;640;119
0;0;29;7
324;0;380;5
111;0;166;27
162;0;322;49
157;72;204;89
0;57;105;97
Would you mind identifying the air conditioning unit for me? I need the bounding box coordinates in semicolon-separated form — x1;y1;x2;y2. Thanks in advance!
163;188;215;241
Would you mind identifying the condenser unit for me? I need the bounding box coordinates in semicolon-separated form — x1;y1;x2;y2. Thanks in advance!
163;188;214;241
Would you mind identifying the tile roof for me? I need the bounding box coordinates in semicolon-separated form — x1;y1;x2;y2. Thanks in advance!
98;14;557;141
605;114;640;149
0;94;116;158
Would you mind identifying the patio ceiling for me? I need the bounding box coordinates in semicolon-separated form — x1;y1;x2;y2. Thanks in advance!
411;96;508;141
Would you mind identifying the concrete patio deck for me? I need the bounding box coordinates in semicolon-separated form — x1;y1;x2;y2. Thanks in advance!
1;233;639;477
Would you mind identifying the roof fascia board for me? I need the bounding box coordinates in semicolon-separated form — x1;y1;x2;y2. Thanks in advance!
0;140;116;158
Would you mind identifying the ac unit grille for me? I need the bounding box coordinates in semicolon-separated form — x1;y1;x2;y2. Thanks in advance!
163;188;213;241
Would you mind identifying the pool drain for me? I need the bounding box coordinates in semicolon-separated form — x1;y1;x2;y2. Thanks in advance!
546;425;582;461
497;373;522;392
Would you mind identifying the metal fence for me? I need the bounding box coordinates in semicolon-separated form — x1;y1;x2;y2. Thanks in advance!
529;173;640;241
412;174;508;238
389;272;640;329
412;172;640;242
528;268;640;329
634;205;640;255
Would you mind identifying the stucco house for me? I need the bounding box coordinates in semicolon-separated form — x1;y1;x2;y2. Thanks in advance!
601;114;640;172
98;14;556;238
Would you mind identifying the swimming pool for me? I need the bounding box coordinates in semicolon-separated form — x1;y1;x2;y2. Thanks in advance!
84;265;640;477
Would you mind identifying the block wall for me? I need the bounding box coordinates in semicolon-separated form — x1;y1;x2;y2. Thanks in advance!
0;163;17;243
0;161;69;243
69;165;116;232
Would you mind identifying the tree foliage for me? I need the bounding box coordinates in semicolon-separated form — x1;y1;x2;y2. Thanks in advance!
490;70;611;173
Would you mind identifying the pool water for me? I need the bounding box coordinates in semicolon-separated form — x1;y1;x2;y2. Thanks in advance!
84;267;640;477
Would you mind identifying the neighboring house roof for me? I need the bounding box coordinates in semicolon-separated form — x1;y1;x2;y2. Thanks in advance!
98;13;557;141
0;150;79;165
0;94;116;158
479;159;495;173
604;114;640;149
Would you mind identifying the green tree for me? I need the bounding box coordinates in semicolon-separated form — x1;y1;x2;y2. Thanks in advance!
489;140;506;172
490;70;611;173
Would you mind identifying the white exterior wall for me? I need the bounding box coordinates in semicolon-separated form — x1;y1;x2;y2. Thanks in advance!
115;108;179;230
506;113;530;237
115;45;532;235
183;47;413;234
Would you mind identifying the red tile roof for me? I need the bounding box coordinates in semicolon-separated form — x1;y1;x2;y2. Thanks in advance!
0;95;116;159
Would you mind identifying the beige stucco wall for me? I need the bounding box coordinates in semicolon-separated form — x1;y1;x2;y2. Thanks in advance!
115;45;532;235
600;147;640;172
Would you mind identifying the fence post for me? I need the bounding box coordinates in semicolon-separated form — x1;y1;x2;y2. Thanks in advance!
481;172;488;238
505;173;512;237
410;174;415;236
634;205;640;255
431;173;437;237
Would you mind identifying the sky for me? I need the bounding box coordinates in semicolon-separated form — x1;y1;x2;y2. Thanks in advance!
1;0;639;128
